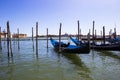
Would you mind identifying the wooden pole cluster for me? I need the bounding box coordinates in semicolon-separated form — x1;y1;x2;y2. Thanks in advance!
7;21;13;57
32;27;34;51
0;27;2;50
36;22;38;55
59;23;62;52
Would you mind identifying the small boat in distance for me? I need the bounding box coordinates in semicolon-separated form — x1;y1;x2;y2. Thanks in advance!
50;38;90;53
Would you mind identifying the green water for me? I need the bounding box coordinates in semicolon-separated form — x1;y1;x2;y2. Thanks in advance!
0;40;120;80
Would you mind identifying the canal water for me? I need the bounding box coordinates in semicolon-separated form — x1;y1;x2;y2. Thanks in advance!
0;40;120;80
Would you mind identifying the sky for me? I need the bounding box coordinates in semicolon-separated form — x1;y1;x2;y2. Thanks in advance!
0;0;120;36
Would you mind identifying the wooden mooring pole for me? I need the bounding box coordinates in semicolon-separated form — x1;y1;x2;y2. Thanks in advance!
46;28;48;51
7;21;13;57
0;27;2;50
7;22;10;57
109;29;112;39
92;21;95;45
3;29;6;48
32;27;34;51
103;26;105;45
89;29;91;41
80;28;81;39
114;27;116;39
59;23;62;52
94;29;96;44
36;22;38;55
10;32;13;56
87;32;90;49
17;28;20;50
101;31;102;44
77;20;80;41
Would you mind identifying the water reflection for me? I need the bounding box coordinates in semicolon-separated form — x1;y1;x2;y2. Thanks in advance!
89;50;120;80
7;57;14;80
61;53;85;67
54;50;93;80
97;50;120;60
1;40;120;80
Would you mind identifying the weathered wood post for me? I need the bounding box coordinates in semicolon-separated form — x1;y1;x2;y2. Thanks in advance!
0;27;2;50
36;22;38;55
46;28;48;51
9;32;13;57
17;28;20;50
87;32;90;50
114;27;116;39
92;21;95;45
3;29;6;48
7;22;10;57
109;29;112;39
32;27;34;51
77;20;80;41
89;29;91;42
101;31;102;44
103;26;105;45
80;28;81;39
95;29;97;39
89;29;91;36
7;21;13;57
59;23;62;52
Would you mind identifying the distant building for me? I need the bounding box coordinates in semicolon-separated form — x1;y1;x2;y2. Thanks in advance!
12;34;27;38
0;32;7;38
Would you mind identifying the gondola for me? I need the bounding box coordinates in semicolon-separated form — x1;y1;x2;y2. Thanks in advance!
91;44;120;51
70;36;83;46
106;37;120;44
70;36;120;51
50;38;90;53
70;36;90;46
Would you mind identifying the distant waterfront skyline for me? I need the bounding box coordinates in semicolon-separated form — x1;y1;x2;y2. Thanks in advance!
0;0;120;36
